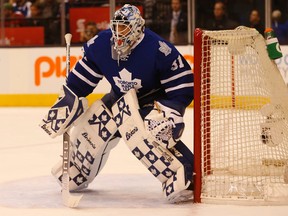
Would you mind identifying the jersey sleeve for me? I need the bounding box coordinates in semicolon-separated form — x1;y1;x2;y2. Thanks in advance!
156;40;194;114
66;39;104;97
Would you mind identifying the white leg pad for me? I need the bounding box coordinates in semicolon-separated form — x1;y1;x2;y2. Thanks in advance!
162;165;193;203
52;100;119;191
112;89;192;202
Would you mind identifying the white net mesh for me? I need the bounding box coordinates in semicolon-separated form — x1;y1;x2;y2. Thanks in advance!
197;27;288;204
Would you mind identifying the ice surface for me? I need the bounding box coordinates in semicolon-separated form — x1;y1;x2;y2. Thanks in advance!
0;107;287;216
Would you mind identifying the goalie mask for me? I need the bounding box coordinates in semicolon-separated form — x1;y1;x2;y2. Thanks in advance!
110;4;145;57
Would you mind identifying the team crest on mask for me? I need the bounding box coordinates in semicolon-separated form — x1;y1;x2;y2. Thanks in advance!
113;68;142;93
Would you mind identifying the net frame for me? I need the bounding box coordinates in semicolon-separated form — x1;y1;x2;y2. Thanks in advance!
193;27;288;205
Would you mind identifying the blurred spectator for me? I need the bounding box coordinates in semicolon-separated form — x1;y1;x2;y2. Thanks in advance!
41;0;60;19
143;0;156;28
26;1;55;44
4;2;25;27
271;10;288;45
40;0;61;44
158;0;187;44
168;0;187;44
25;2;44;26
80;21;99;42
10;0;32;18
248;9;264;35
203;0;238;30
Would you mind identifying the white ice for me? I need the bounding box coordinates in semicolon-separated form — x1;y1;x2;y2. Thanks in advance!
0;107;288;216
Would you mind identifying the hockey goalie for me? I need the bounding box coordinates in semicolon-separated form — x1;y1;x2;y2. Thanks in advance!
39;4;194;204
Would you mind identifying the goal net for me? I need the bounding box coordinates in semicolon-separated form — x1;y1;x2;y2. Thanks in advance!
193;27;288;205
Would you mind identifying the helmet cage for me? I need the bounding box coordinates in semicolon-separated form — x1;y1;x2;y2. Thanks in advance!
111;20;133;48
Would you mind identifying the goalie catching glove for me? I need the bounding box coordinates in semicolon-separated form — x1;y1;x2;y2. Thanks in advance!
144;101;185;149
39;85;88;138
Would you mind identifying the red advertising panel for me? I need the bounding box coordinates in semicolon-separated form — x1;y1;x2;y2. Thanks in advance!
0;27;44;46
69;7;111;43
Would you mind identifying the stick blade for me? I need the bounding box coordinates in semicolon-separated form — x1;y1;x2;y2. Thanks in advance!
62;190;83;208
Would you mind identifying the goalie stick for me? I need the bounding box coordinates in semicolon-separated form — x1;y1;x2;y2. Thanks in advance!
62;33;83;208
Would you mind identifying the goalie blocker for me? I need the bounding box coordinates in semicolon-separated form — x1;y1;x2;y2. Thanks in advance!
39;85;88;138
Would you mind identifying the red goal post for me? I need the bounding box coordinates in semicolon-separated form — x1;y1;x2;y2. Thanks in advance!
193;27;288;205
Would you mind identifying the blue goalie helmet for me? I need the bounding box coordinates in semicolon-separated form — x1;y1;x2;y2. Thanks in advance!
110;4;145;55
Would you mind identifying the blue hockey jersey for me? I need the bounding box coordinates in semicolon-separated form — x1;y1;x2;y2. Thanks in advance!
66;28;194;114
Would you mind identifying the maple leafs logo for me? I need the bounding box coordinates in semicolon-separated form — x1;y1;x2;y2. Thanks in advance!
158;41;171;56
113;68;142;93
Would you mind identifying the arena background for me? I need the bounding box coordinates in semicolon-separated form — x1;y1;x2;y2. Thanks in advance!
0;0;287;107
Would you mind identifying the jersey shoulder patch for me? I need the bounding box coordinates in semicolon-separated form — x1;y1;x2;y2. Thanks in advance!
158;41;172;56
87;35;98;47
